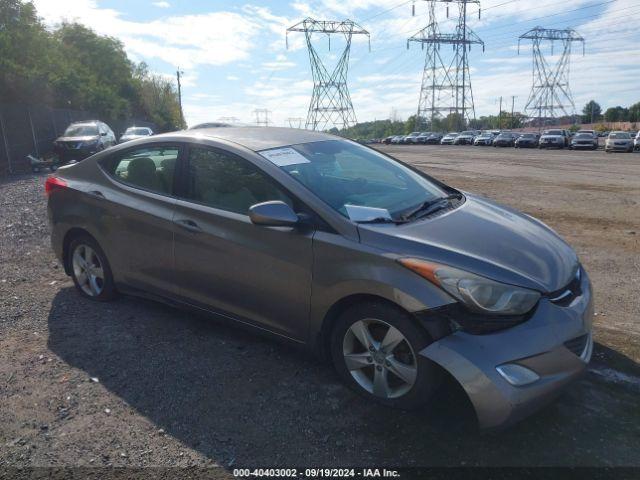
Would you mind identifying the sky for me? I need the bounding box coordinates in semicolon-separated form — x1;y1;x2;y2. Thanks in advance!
33;0;639;128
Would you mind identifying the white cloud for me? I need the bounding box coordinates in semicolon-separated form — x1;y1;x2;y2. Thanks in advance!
33;0;261;68
152;1;170;8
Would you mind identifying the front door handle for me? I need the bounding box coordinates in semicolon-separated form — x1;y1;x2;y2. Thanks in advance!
174;218;203;233
87;190;104;199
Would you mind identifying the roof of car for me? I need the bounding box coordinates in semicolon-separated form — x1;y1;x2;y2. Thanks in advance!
170;126;339;151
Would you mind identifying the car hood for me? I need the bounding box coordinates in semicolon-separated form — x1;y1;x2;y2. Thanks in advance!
358;194;578;293
56;136;99;142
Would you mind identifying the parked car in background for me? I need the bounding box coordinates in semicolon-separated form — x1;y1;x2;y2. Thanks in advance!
453;130;479;145
53;121;116;162
493;132;518;147
424;133;443;144
390;135;404;144
605;131;634;153
539;129;570;149
634;132;640;151
46;126;593;430
119;126;154;143
570;132;598;150
401;132;422;144
440;132;459;145
382;136;395;145
514;133;539;148
473;132;495;146
415;132;432;144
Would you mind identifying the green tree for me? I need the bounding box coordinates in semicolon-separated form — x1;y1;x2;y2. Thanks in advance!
582;100;601;123
604;106;629;122
628;102;640;123
0;3;184;132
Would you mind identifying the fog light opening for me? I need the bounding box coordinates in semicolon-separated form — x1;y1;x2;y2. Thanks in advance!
496;364;540;386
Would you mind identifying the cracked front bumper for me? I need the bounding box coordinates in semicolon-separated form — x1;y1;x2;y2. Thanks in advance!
420;270;594;429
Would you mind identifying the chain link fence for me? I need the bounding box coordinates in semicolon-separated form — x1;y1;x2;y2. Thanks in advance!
0;103;156;177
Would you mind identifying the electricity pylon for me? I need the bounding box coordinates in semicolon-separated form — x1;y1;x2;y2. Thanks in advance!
287;117;305;128
253;109;272;127
518;27;585;127
287;18;370;131
408;0;484;131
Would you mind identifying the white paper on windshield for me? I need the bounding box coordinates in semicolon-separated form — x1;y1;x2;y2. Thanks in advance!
345;205;392;222
260;147;310;167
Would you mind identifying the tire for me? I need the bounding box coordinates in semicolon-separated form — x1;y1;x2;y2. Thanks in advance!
68;235;117;301
330;302;441;410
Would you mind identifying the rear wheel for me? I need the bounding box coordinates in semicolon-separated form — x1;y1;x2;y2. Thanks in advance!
330;302;441;410
69;235;116;301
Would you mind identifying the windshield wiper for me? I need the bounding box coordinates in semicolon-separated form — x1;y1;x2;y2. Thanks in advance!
400;193;463;222
355;217;407;225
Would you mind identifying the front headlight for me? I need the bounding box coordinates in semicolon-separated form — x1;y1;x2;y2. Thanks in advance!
398;259;541;315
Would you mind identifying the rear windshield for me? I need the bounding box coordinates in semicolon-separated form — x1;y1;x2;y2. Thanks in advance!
543;130;563;135
521;134;536;138
609;132;630;139
575;133;592;138
64;125;98;136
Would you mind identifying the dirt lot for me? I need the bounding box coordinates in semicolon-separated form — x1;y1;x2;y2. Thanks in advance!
1;146;639;470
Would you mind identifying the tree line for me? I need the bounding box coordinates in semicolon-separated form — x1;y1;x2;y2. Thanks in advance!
0;0;185;132
582;100;640;124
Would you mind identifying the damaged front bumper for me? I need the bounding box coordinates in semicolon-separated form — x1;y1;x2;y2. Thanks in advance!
421;269;594;429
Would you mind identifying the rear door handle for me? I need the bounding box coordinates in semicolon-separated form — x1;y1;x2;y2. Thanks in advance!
174;218;203;233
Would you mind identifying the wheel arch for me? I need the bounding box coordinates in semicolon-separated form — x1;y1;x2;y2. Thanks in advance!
315;294;450;362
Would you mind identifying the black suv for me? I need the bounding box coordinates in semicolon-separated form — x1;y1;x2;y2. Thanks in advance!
53;121;117;162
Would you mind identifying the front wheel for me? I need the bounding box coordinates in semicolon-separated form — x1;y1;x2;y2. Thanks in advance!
330;302;441;410
69;235;116;301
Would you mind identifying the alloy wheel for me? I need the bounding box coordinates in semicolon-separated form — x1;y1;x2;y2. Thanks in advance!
342;318;417;399
72;244;105;297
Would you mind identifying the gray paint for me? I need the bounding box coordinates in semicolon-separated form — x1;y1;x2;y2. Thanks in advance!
48;127;593;428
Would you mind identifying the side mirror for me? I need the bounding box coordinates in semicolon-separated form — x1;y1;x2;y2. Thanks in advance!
249;201;299;227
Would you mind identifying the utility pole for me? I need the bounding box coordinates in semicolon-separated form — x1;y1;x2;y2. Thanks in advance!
287;18;370;131
510;95;515;129
176;69;184;124
518;27;585;127
408;0;484;131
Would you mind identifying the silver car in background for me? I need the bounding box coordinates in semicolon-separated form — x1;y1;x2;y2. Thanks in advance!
46;127;593;429
440;132;459;145
119;126;154;143
605;131;634;152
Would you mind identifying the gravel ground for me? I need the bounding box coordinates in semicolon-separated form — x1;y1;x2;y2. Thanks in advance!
1;146;639;471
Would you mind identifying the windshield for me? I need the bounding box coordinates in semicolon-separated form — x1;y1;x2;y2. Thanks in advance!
575;133;591;138
543;130;563;136
125;128;150;135
609;132;630;139
64;125;98;136
460;131;475;135
260;140;448;221
521;134;535;138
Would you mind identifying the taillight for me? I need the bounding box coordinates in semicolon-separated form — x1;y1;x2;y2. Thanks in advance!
45;176;68;196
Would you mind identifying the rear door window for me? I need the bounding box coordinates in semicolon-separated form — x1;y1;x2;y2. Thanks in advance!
105;146;180;195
